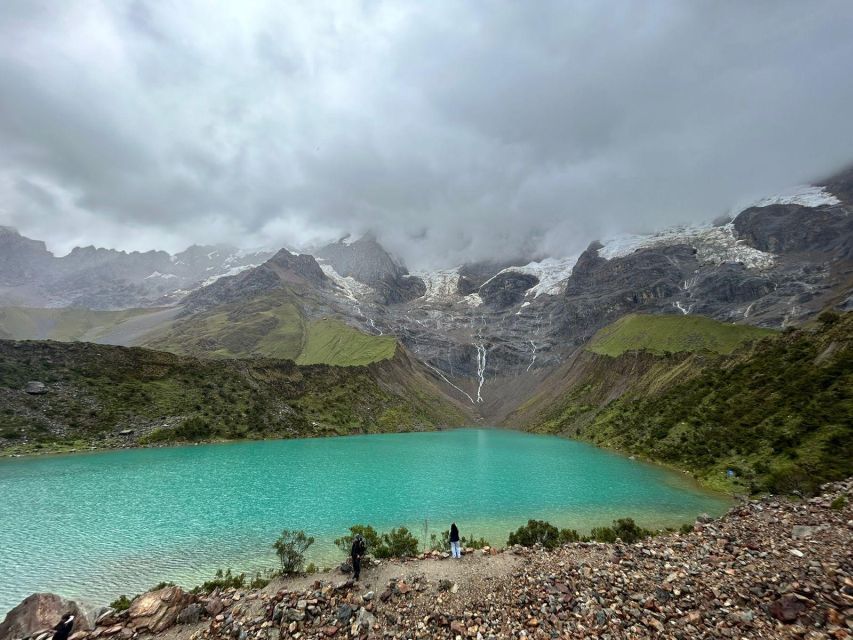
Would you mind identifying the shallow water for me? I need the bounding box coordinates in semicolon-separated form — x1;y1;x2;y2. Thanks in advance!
0;429;729;615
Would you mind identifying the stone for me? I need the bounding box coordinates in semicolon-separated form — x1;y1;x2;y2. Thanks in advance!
177;604;204;625
126;586;194;633
792;525;826;539
770;595;807;623
24;381;47;395
0;593;91;640
334;604;352;625
205;598;224;617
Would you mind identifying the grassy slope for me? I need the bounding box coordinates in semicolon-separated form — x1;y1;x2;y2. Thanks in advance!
296;319;396;366
142;290;395;366
0;340;470;454
0;306;164;342
587;313;776;356
523;312;852;495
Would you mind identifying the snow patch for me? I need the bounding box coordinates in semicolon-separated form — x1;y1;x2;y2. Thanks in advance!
738;185;840;211
144;271;177;280
200;264;257;287
319;264;374;303
600;223;775;270
414;268;462;302
484;257;577;298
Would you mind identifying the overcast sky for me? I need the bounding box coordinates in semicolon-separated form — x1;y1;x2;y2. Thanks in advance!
1;1;852;268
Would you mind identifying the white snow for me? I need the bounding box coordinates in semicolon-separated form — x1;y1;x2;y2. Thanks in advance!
200;263;257;287
461;293;483;307
414;268;461;302
599;223;775;270
319;264;374;303
737;185;840;211
143;271;177;280
497;257;579;297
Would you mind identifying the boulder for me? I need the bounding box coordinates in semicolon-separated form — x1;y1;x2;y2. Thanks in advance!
0;594;91;640
24;382;47;395
176;604;203;625
126;586;194;633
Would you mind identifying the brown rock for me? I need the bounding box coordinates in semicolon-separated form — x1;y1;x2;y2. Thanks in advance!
0;593;91;640
770;595;807;623
127;586;194;633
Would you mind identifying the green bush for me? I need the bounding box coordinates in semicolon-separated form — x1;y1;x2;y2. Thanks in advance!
589;518;651;543
273;529;314;574
110;595;132;611
558;528;581;543
377;527;419;558
334;524;382;555
192;569;245;594
830;495;847;510
507;520;561;549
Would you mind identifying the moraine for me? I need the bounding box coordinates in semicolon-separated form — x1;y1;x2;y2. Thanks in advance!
0;429;729;616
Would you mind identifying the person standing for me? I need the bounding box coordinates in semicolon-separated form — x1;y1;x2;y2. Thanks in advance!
52;614;75;640
350;533;366;581
449;522;461;559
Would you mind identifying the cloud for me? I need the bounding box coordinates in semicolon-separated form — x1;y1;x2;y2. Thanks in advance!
1;0;852;266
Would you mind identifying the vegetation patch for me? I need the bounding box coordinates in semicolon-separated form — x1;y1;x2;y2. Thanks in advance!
296;319;396;366
534;311;852;495
587;313;776;357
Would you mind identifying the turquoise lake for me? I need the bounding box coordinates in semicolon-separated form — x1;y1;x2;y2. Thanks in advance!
0;429;729;615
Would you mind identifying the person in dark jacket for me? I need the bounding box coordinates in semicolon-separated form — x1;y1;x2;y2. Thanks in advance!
350;533;366;581
449;522;461;559
52;614;75;640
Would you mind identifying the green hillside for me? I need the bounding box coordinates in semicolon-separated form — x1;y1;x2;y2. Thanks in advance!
0;340;469;455
0;306;166;342
527;311;852;495
587;313;776;356
142;290;396;367
296;319;396;366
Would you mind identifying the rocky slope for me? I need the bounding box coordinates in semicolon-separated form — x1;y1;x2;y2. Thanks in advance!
0;227;274;309
0;340;470;454
5;479;851;640
1;171;851;416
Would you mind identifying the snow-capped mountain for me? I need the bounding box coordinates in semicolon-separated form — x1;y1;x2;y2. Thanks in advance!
1;169;851;414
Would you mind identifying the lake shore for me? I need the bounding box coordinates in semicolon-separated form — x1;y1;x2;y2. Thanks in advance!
3;478;850;640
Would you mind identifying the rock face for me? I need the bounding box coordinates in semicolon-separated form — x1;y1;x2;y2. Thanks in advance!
181;251;327;313
479;272;540;308
734;203;853;257
0;594;90;640
0;227;274;309
316;236;425;304
126;586;194;634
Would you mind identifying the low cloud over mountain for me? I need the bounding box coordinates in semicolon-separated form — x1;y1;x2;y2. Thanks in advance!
1;1;852;268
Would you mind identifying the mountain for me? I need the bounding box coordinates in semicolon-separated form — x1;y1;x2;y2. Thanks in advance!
513;311;852;496
1;168;852;418
0;339;470;453
0;228;274;309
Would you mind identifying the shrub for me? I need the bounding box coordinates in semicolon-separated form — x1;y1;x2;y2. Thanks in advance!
590;518;651;543
377;527;419;558
110;595;132;611
558;528;581;543
830;495;847;510
507;520;561;549
273;529;315;574
334;524;383;555
193;569;245;594
679;523;694;535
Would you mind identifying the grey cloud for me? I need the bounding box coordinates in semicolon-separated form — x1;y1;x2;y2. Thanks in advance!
0;0;852;266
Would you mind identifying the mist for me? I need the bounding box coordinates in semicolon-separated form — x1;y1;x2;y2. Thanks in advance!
1;1;852;268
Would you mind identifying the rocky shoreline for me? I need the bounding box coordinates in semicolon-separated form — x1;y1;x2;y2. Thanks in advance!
3;479;851;639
